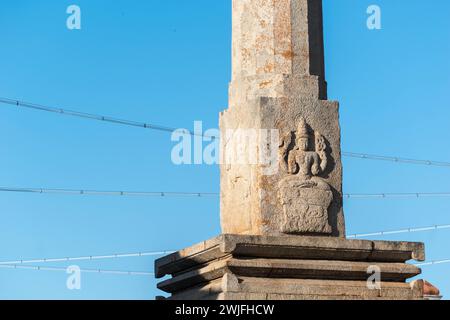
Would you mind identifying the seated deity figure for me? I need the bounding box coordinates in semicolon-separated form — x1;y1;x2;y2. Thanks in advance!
278;118;333;235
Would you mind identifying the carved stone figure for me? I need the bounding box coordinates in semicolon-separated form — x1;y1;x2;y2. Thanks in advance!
278;118;333;234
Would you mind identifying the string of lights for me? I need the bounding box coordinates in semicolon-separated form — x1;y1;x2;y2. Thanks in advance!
0;261;446;277
0;251;450;276
2;97;449;167
0;186;218;198
3;186;450;200
344;193;450;199
347;223;450;239
0;250;176;266
0;264;154;276
0;97;196;136
342;152;450;167
1;222;448;266
415;259;450;267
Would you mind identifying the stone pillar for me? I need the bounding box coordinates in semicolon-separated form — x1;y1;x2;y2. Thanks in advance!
155;1;429;301
230;0;327;103
221;0;345;237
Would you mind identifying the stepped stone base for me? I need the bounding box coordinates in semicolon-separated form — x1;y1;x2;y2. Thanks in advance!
155;234;426;300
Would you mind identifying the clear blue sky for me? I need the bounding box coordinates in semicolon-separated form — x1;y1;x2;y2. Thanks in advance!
0;0;449;300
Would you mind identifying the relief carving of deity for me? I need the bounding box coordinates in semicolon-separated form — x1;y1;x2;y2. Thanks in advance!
278;118;333;235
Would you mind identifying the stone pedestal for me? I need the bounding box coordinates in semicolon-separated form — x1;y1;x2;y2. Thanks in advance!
155;235;426;300
220;96;344;237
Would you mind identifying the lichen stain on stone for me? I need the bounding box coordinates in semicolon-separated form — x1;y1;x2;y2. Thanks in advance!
259;80;273;89
257;63;275;74
258;175;274;190
260;219;272;227
281;50;295;60
259;19;268;29
255;34;272;50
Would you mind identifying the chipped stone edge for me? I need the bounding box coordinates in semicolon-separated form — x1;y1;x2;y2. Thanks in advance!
155;234;425;278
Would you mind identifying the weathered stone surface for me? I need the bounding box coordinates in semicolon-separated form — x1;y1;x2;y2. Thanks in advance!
162;275;424;301
226;276;423;299
220;98;344;237
155;234;425;278
221;0;344;237
155;235;425;300
230;0;327;102
158;258;420;294
218;292;422;301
